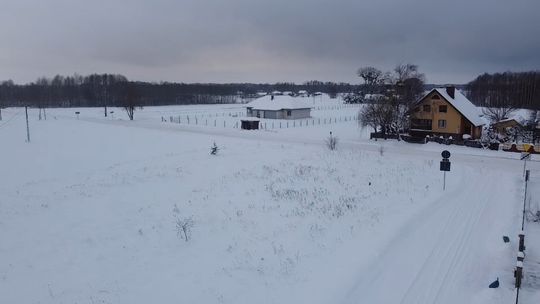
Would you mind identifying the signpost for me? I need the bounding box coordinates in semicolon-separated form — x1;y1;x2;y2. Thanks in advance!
440;150;451;190
75;111;80;119
521;152;530;177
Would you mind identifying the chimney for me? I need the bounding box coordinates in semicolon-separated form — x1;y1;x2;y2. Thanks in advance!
445;86;455;99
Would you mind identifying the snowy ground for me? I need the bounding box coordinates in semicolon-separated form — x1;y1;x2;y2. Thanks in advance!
0;102;539;304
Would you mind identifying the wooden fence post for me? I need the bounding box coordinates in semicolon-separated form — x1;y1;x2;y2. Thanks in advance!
515;261;523;288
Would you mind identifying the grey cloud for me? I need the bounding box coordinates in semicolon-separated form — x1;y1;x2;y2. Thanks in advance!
0;0;539;84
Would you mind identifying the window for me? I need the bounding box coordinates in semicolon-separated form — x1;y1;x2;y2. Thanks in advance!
438;119;447;128
439;105;447;113
432;94;440;100
423;104;431;112
287;110;292;116
414;107;420;112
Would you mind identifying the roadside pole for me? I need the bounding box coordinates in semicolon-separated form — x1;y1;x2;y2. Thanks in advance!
25;106;30;143
443;171;446;190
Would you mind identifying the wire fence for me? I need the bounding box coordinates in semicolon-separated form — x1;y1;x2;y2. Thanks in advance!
313;104;362;111
163;104;362;129
162;104;361;121
165;115;359;129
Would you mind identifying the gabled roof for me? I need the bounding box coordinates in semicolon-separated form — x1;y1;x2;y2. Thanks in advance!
419;88;484;126
246;95;312;111
493;118;523;126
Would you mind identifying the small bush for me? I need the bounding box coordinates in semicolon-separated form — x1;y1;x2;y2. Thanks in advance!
176;216;194;242
210;142;219;155
325;132;338;151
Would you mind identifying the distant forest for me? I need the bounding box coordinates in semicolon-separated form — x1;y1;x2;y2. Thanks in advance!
0;74;359;108
0;71;539;109
466;71;540;109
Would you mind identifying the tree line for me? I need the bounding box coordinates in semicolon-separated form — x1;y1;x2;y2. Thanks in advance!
0;74;360;109
466;71;540;109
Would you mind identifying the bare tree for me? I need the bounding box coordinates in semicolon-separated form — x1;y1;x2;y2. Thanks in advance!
358;96;395;136
120;83;142;120
482;107;517;123
357;67;385;94
357;67;383;85
358;102;380;133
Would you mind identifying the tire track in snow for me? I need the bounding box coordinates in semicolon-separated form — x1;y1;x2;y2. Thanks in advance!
341;166;495;304
400;175;491;303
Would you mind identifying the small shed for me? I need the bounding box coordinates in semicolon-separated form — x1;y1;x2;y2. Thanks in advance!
241;118;260;130
491;118;523;134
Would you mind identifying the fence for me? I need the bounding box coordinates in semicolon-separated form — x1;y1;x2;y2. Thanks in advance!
254;116;359;130
166;115;359;129
502;143;540;154
313;104;362;111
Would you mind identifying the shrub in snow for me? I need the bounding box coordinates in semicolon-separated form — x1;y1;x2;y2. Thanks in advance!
210;142;219;155
176;216;194;242
325;132;338;150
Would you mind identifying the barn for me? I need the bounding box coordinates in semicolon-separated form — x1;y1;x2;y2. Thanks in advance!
245;95;312;119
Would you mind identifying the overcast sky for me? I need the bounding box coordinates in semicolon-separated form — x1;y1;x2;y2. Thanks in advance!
1;0;539;84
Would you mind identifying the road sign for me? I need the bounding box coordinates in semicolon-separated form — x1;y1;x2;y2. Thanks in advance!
440;150;451;190
520;152;530;160
442;150;451;159
440;159;451;171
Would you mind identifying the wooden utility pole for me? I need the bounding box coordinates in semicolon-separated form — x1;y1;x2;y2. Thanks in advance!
25;106;30;142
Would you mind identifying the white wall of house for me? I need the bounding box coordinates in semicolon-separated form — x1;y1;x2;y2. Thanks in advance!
287;108;311;119
246;108;311;119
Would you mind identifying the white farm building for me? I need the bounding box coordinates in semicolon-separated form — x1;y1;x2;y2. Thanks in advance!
245;95;312;119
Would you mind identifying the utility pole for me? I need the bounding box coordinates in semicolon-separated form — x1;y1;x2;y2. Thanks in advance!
25;106;30;143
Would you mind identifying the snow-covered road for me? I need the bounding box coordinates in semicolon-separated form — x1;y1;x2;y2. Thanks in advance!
342;164;518;303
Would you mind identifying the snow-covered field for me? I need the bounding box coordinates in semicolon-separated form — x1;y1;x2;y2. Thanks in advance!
1;100;539;304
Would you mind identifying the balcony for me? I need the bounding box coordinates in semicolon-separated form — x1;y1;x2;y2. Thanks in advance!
410;119;432;131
